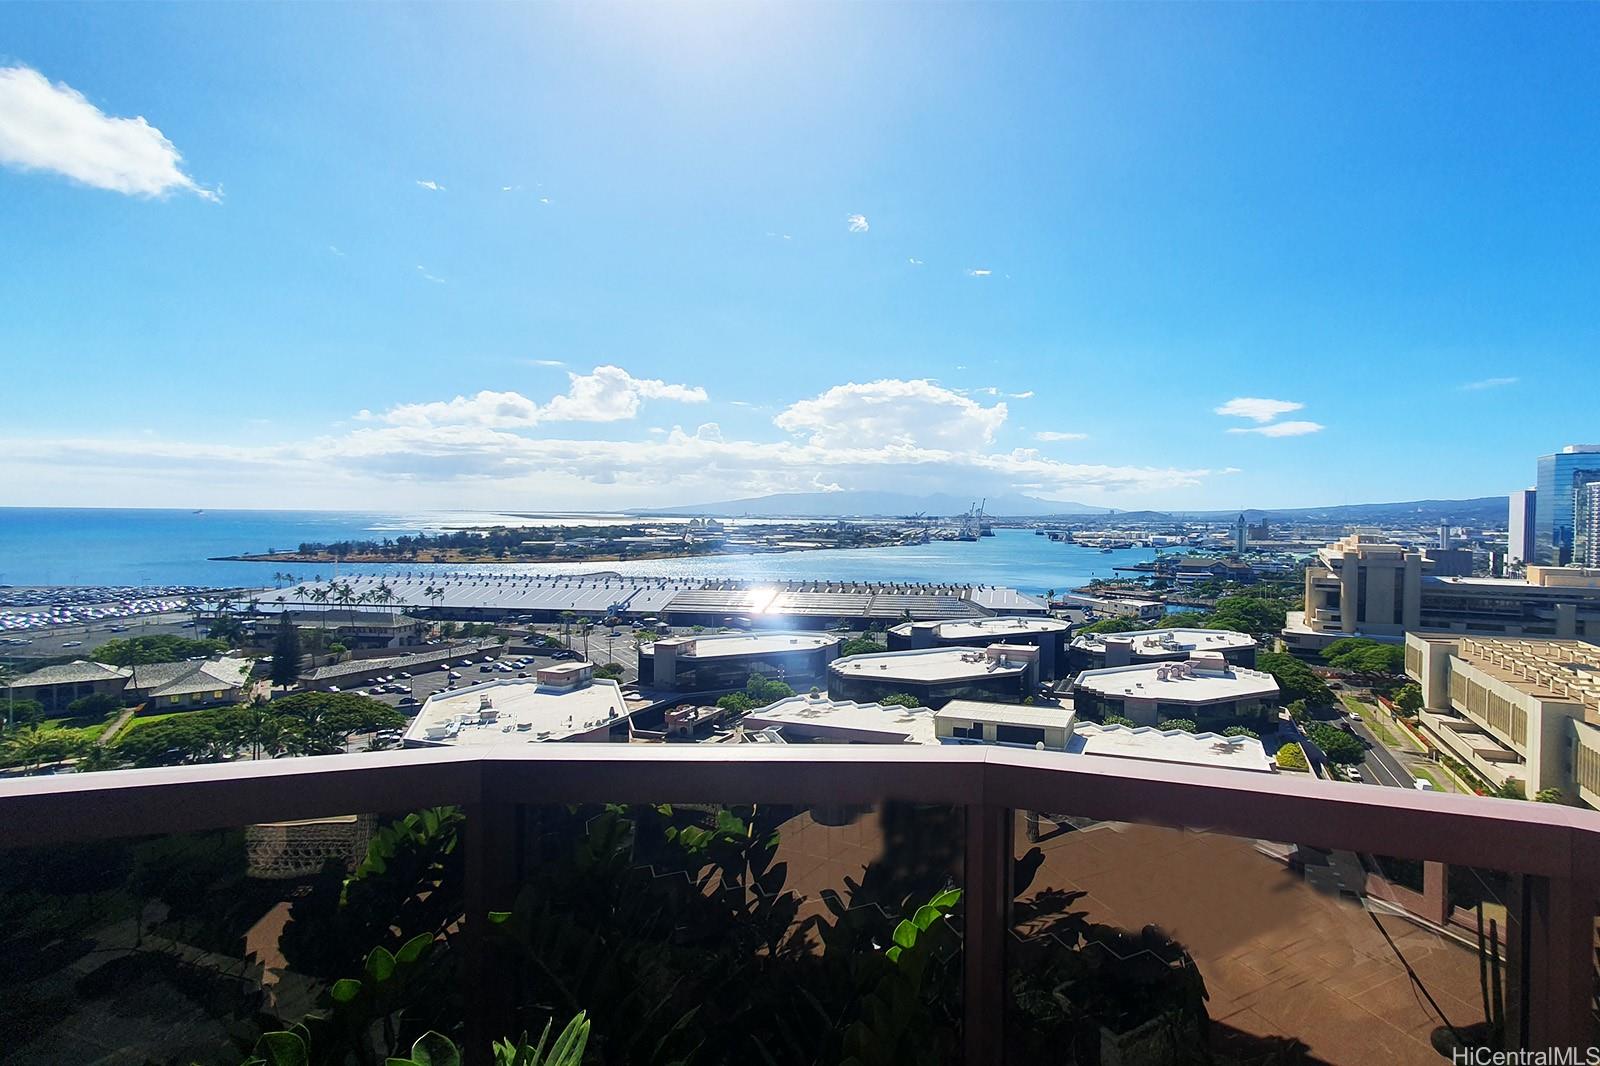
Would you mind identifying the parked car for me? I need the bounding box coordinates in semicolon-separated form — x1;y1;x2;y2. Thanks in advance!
1348;767;1364;783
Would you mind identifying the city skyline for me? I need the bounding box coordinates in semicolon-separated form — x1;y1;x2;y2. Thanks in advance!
3;4;1599;511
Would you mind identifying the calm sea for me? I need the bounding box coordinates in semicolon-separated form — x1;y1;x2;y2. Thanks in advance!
0;508;1170;594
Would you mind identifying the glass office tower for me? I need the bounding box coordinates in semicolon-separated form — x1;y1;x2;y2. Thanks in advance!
1534;445;1600;564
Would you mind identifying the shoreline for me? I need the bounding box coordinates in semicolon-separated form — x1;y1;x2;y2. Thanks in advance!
209;540;925;566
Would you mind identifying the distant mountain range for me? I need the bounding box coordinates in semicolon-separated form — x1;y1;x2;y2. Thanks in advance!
632;492;1509;526
630;491;1108;518
1099;497;1510;526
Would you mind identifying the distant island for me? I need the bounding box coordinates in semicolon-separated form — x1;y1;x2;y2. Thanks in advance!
217;519;935;565
631;490;1108;518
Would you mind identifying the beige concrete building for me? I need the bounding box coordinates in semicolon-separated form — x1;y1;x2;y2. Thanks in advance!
1404;634;1600;808
1284;533;1600;652
1070;650;1280;728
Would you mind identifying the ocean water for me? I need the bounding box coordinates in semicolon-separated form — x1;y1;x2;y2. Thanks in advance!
0;508;1169;594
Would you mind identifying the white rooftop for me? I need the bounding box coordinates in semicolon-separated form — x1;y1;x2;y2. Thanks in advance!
830;646;1032;683
891;615;1072;641
1073;659;1279;705
643;631;841;659
936;698;1076;731
1079;627;1256;657
403;676;627;750
1070;723;1276;773
744;693;938;745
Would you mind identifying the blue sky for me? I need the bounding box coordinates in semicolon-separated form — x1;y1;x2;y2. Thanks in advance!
1;3;1596;512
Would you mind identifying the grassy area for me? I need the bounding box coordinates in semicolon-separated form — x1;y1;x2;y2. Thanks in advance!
1410;766;1444;790
114;709;195;737
39;712;119;744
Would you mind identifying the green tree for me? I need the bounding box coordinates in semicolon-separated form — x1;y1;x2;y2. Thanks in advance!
1393;683;1423;717
92;634;229;666
592;663;626;680
1275;742;1309;770
2;726;87;771
1257;652;1333;707
271;621;304;688
1222;725;1258;739
1303;721;1365;764
840;637;888;657
65;692;122;719
1158;718;1198;733
879;693;922;708
1534;787;1566;804
1323;637;1406;675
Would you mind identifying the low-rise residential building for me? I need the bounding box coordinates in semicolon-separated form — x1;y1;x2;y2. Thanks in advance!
639;631;843;691
9;656;252;711
828;645;1039;707
8;659;133;712
1071;651;1280;728
1283;533;1600;653
1404;634;1600;808
402;663;631;750
257;609;428;650
126;657;252;709
1067;627;1257;674
886;615;1074;678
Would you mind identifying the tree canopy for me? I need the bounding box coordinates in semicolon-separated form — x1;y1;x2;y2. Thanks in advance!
270;622;303;688
1256;652;1333;707
1322;637;1406;675
92;634;230;666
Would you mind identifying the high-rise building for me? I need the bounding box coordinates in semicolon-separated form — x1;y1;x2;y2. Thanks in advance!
1534;445;1600;564
1437;521;1452;550
1233;512;1247;555
1508;487;1537;563
1584;481;1600;569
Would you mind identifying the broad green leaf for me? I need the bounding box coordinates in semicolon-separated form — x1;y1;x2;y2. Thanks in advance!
891;919;918;949
365;945;397;983
253;1031;308;1066
409;1031;462;1066
488;910;513;924
329;978;362;1003
395;932;432;965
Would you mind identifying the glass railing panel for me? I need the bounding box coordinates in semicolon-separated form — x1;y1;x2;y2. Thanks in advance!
1007;808;1518;1065
496;800;966;1064
0;806;466;1066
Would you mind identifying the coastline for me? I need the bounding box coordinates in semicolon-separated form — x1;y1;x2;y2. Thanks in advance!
210;540;913;566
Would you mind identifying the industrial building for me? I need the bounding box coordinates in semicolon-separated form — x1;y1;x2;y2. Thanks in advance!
402;662;631;750
638;631;843;691
886;615;1074;679
1405;634;1600;808
1071;651;1280;728
259;574;1047;629
1282;533;1600;653
743;692;1076;750
827;645;1040;707
1067;627;1257;673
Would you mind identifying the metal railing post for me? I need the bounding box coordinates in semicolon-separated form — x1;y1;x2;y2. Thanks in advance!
964;802;1012;1066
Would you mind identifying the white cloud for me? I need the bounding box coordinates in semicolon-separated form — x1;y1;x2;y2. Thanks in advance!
328;245;345;256
416;179;445;192
1035;430;1089;442
908;257;924;266
538;197;551;205
774;379;1008;451
0;64;216;200
966;268;992;277
1214;397;1303;423
529;359;565;368
375;366;707;432
540;365;708;423
846;213;869;233
1460;376;1518;391
416;265;446;284
1009;390;1035;399
1227;420;1324;438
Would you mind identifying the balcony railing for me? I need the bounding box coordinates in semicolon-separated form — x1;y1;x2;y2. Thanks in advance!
1;745;1597;1065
